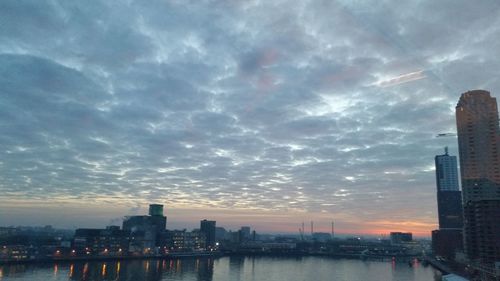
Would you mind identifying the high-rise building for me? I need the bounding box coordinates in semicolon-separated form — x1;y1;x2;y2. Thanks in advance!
432;148;463;260
432;229;463;260
456;90;500;267
200;219;216;249
435;147;460;192
435;147;463;229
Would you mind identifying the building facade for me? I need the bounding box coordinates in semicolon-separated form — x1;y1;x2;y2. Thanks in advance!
432;229;463;260
149;204;164;216
200;219;216;249
435;147;463;230
432;148;464;259
435;147;460;192
389;232;412;245
122;204;167;252
456;90;500;267
73;226;130;255
165;230;206;252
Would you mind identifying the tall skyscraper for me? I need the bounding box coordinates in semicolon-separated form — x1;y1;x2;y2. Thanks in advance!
456;90;500;268
432;147;463;260
435;147;460;192
435;147;463;229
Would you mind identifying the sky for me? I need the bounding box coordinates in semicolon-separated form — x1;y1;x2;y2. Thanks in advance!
1;0;500;237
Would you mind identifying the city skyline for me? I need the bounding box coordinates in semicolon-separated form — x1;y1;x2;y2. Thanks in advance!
2;1;500;237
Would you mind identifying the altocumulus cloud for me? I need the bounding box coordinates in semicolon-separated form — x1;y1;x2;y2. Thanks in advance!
1;0;500;233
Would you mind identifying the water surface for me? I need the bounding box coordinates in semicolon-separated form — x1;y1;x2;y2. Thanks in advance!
0;256;442;281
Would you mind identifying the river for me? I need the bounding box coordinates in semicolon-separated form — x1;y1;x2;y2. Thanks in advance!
0;256;442;281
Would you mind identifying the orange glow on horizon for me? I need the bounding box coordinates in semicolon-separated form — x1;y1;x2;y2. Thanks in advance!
0;200;437;237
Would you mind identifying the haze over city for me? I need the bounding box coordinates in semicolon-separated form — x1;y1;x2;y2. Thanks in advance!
1;0;500;236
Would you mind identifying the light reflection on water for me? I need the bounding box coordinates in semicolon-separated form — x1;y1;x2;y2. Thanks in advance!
0;256;442;281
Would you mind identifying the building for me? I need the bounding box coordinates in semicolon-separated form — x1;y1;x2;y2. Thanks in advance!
0;245;30;261
389;232;412;245
456;90;500;268
73;226;130;255
165;230;206;252
122;204;167;252
0;227;17;237
215;227;228;241
200;219;216;249
122;204;167;234
436;191;463;230
149;204;164;216
432;229;463;260
432;147;464;259
312;232;332;242
240;226;251;241
435;147;463;229
435;147;460;192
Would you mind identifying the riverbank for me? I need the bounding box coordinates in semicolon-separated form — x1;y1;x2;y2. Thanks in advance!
0;250;423;265
0;251;220;265
424;257;472;280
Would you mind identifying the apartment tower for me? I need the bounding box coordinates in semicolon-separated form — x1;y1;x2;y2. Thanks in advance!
456;90;500;266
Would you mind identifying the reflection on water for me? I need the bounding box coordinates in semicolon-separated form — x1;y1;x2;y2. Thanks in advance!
0;258;214;281
0;257;441;281
66;258;213;281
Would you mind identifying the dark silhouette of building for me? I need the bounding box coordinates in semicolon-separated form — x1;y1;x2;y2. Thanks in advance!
215;227;228;241
456;90;500;268
73;226;130;255
432;229;463;260
437;192;463;229
149;204;164;216
122;204;167;252
389;232;412;245
240;226;251;241
200;219;216;249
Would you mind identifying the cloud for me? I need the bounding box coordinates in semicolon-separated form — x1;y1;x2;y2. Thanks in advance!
0;0;499;234
374;70;426;88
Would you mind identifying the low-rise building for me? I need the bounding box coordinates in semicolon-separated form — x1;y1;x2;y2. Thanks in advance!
73;226;130;256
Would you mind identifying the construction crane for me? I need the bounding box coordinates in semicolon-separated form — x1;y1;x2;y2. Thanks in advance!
436;133;457;138
299;222;305;241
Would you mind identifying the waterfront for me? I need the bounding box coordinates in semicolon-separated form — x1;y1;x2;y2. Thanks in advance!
0;256;442;281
